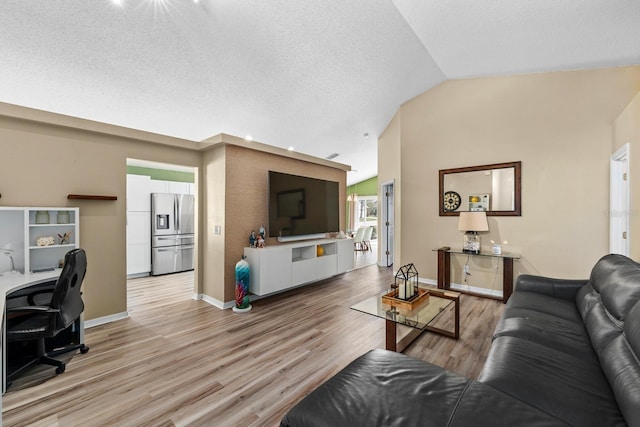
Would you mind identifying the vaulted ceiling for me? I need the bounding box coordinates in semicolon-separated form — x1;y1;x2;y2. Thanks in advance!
1;1;639;184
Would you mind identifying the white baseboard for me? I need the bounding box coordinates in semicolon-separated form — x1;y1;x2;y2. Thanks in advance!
417;277;501;298
197;293;235;310
449;282;503;298
126;272;150;279
196;292;265;309
419;277;438;287
84;311;130;329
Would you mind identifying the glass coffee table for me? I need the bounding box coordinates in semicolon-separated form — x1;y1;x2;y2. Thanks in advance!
351;288;460;352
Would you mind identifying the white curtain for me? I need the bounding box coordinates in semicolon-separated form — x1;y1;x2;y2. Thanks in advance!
347;194;359;232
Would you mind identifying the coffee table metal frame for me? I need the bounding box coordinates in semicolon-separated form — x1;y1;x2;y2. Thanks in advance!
351;288;460;352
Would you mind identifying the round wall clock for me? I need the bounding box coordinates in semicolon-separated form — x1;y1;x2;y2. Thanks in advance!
443;191;461;212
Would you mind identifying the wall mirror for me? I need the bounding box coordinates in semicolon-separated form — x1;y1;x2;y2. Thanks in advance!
439;161;521;216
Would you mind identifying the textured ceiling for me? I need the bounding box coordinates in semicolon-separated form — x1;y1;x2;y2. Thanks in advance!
0;1;639;184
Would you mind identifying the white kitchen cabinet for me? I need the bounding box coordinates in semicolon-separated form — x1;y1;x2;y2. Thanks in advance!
126;212;151;276
148;179;193;195
168;181;190;195
149;179;170;194
127;174;151;277
126;174;151;212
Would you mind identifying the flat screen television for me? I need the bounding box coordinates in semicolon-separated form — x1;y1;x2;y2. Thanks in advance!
268;171;339;239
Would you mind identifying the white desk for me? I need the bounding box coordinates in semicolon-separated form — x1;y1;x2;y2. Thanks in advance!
0;269;83;424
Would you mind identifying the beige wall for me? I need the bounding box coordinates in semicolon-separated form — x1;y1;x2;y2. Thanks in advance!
378;110;402;266
614;90;640;260
0;113;201;320
384;66;640;285
0;106;348;319
201;145;226;301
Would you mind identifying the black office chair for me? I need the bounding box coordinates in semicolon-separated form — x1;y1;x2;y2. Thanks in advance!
6;248;90;383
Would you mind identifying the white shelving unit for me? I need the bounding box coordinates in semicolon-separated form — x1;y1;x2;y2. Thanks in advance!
0;207;79;275
27;208;80;272
244;238;354;296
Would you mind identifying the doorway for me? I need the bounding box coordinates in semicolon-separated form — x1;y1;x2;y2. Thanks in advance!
380;181;394;267
610;143;630;256
126;158;198;308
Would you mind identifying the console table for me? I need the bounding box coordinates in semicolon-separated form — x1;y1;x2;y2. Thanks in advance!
435;247;520;303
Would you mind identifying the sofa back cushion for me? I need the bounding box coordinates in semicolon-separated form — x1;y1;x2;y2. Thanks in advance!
591;254;640;320
579;254;640;426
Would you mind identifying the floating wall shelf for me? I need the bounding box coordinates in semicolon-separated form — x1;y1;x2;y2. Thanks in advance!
67;194;118;201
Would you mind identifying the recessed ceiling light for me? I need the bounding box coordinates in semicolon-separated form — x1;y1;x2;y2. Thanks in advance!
326;153;340;160
288;146;295;151
245;135;253;141
363;133;369;138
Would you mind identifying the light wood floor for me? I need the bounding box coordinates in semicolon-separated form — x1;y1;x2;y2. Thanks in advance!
3;265;504;427
353;239;378;269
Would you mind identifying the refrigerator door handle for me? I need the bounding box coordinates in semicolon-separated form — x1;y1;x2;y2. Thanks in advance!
176;195;181;232
157;248;178;252
174;196;179;232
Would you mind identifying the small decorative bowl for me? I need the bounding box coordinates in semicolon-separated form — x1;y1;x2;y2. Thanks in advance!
36;236;56;246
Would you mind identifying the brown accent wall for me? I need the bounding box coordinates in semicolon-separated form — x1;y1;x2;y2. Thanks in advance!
213;144;346;302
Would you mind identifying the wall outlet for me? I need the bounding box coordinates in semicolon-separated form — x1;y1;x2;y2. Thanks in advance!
214;225;221;235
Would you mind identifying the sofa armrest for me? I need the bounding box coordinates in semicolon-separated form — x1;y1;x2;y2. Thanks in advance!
281;349;569;427
515;274;587;301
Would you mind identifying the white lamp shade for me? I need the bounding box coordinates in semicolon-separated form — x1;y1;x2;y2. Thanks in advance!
458;211;489;232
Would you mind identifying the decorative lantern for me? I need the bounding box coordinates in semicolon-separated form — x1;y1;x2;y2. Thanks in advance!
394;263;419;301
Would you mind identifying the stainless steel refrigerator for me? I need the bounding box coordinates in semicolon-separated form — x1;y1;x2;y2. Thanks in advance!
151;193;195;276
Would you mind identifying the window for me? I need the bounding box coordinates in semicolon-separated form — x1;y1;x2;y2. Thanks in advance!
358;196;377;227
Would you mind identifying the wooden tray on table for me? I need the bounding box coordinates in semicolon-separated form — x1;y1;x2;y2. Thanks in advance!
381;288;430;311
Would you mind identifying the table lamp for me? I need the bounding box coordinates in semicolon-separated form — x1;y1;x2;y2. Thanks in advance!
458;211;489;254
2;243;17;274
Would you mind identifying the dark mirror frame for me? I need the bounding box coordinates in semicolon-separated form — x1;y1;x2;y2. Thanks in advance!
439;161;521;217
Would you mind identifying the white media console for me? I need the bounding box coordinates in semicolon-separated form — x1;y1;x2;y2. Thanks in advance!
243;238;354;296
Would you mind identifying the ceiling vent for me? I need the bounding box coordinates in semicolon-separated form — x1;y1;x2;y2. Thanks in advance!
325;153;340;160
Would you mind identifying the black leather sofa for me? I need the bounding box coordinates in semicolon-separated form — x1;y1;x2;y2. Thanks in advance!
280;254;640;427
